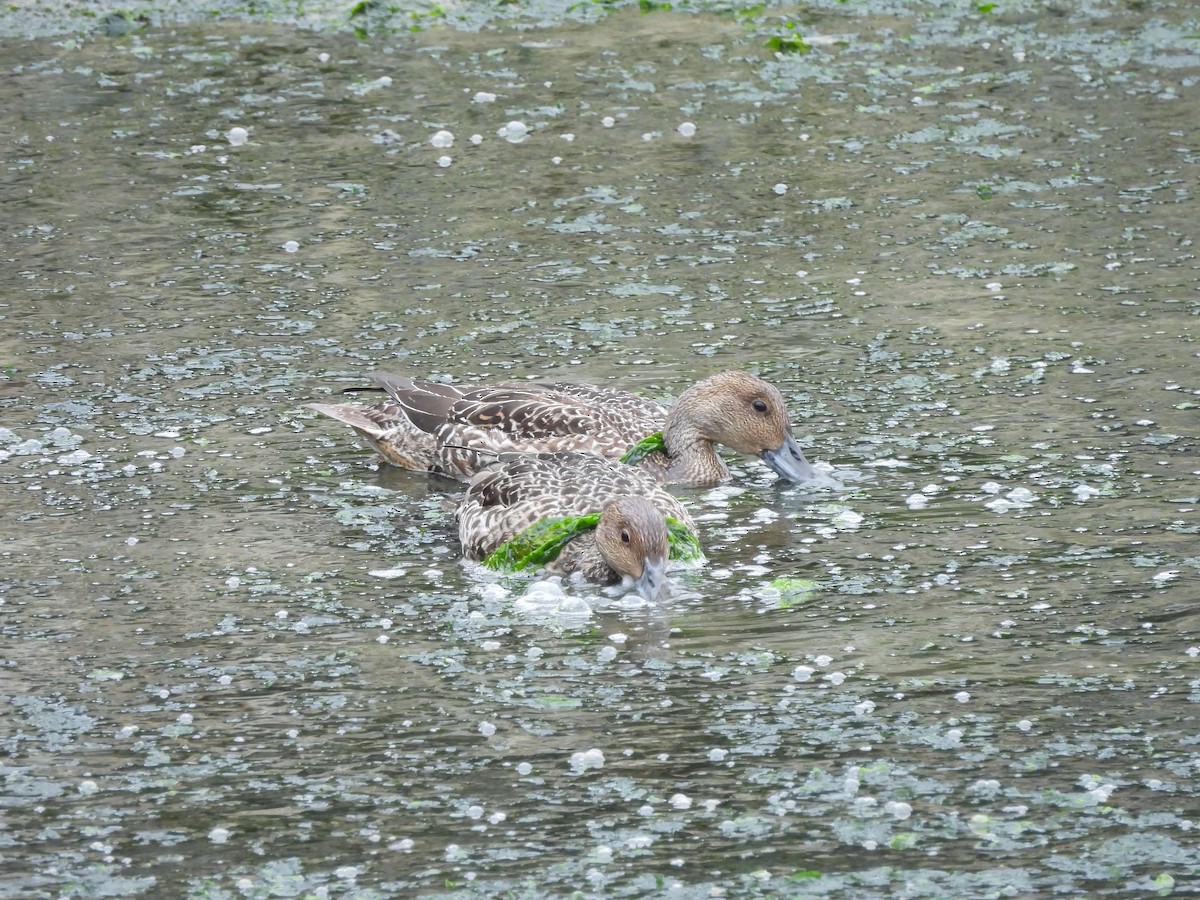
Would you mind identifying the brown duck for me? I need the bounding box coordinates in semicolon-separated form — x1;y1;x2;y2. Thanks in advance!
457;451;703;601
308;370;816;488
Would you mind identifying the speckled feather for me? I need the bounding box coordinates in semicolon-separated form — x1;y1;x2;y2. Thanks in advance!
457;451;698;585
308;370;814;487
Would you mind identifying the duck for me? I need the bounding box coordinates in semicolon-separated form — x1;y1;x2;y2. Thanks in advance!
307;370;816;488
457;451;703;600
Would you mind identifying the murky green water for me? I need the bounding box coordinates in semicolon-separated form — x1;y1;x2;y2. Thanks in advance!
2;1;1199;896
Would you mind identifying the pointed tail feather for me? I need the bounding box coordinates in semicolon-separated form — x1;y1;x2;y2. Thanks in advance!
306;402;391;440
307;402;443;473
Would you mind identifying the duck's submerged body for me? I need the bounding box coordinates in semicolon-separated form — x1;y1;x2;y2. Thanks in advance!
309;371;816;487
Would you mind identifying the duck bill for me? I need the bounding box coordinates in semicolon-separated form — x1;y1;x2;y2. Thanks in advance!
632;555;668;602
760;433;816;482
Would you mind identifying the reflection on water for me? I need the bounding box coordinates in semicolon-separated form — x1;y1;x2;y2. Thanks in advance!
2;3;1198;896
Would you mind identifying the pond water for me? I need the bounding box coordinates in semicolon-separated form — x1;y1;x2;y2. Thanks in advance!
2;1;1199;896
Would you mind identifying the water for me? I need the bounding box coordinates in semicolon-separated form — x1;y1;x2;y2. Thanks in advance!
2;2;1199;896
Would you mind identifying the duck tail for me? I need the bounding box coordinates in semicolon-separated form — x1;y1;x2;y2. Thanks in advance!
306;402;392;439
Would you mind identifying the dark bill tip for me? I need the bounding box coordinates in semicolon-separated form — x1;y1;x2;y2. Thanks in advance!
633;555;668;601
760;433;817;482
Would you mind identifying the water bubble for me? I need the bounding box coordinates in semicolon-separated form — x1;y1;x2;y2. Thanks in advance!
12;439;44;455
466;805;484;820
708;748;728;762
886;801;912;820
78;780;99;795
601;116;615;128
677;121;696;137
792;665;815;682
670;794;692;809
209;827;230;843
48;426;74;446
516;762;533;775
317;52;330;63
954;691;971;703
225;126;249;147
498;121;529;143
430;129;454;149
479;722;496;736
336;866;358;880
282;240;299;253
514;580;591;621
569;748;605;772
437;156;452;168
369;567;408;579
472;91;496;103
773;183;788;195
832;509;863;529
470;133;483;145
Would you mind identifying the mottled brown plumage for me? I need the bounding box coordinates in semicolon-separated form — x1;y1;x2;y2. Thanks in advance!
308;370;815;487
457;452;700;600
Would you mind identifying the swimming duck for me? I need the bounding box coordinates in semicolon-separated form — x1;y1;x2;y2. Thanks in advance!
308;370;815;487
457;451;703;600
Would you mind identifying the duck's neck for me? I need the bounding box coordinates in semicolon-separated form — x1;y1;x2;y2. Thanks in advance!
661;414;729;486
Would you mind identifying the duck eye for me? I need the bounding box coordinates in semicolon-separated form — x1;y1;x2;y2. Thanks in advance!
752;399;768;413
620;530;631;543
